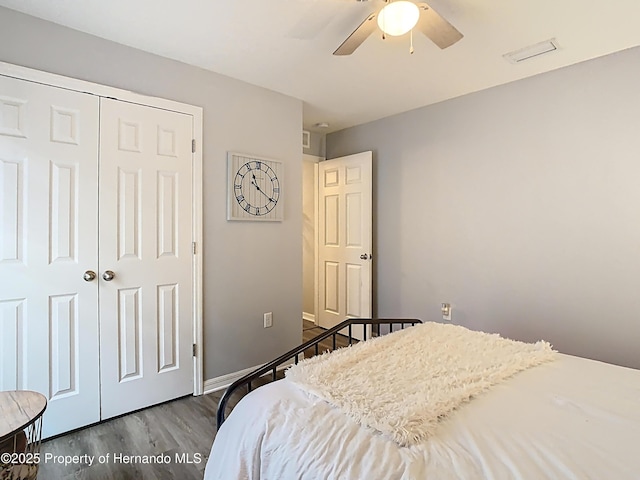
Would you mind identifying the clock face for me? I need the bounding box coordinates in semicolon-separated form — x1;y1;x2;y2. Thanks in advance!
227;153;283;221
233;161;280;216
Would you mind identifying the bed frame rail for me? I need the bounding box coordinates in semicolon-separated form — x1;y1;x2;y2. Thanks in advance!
216;317;422;428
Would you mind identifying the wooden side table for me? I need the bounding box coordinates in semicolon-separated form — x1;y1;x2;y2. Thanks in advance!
0;391;47;480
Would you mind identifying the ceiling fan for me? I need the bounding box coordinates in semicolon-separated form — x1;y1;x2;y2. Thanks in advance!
333;0;463;55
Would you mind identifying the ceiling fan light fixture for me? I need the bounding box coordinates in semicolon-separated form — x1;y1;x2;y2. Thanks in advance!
377;1;420;37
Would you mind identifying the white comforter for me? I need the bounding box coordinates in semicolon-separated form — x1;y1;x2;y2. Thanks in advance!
205;354;640;479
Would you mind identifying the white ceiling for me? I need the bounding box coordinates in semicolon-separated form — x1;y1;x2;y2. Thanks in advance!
2;0;640;133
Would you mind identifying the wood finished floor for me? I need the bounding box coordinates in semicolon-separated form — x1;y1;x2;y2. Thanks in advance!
38;320;337;479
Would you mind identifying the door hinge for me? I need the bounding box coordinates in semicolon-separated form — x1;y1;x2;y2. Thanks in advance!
192;242;197;255
192;139;196;153
193;343;197;357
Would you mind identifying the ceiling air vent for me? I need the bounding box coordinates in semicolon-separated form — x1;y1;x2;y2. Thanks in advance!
503;38;560;64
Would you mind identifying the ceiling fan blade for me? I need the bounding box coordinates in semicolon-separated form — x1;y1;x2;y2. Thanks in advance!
416;2;463;49
333;12;378;56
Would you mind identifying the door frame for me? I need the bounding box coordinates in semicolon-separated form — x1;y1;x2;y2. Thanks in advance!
0;61;205;395
302;154;322;325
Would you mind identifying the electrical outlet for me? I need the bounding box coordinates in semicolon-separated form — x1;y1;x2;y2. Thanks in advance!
441;303;452;321
263;312;273;328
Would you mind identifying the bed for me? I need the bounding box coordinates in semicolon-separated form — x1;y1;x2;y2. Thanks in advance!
204;318;640;479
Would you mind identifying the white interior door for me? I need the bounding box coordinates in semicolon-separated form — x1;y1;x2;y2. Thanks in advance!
98;98;194;419
0;75;101;437
317;152;372;339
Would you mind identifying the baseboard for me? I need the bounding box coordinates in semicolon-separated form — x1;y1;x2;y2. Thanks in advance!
203;357;301;396
203;365;260;395
302;312;316;323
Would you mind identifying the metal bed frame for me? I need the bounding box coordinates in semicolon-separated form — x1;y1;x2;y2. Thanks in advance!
216;317;422;428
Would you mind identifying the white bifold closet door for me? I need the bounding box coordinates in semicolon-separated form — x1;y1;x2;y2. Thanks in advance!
98;98;194;420
0;75;101;437
0;75;194;438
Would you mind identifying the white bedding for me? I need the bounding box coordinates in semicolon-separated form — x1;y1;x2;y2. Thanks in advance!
286;321;555;446
205;354;640;479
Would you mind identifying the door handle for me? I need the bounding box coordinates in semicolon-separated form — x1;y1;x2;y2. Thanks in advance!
360;254;371;260
102;270;115;281
83;270;97;282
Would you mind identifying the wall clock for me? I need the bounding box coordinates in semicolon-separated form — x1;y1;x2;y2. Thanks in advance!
227;152;284;221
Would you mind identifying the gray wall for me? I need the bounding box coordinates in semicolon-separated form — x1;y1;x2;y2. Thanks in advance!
303;131;325;158
328;46;640;370
0;7;303;379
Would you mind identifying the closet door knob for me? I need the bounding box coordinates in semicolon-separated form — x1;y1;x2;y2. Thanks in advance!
102;270;115;281
83;270;97;282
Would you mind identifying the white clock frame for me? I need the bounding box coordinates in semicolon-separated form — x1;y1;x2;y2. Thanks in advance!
227;152;284;221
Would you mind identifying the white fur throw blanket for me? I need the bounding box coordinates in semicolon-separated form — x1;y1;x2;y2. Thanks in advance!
286;322;556;446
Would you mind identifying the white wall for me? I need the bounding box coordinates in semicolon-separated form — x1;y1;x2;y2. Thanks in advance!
302;155;320;319
328;46;640;369
0;7;303;379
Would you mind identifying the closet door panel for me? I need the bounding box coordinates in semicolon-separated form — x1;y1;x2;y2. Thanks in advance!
0;74;100;438
98;98;194;419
